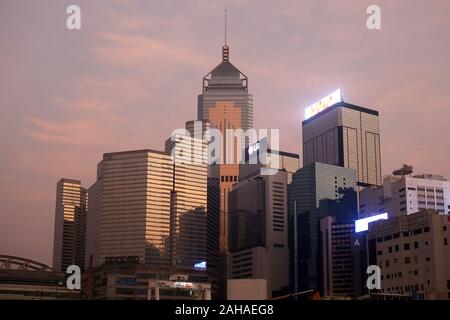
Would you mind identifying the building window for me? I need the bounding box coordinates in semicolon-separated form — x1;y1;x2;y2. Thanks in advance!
414;241;419;249
389;246;392;253
445;238;448;246
404;243;410;251
395;245;399;252
377;250;383;256
404;257;411;264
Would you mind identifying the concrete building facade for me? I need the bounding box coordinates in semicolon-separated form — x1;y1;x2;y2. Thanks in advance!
360;173;450;218
228;169;289;298
368;209;450;299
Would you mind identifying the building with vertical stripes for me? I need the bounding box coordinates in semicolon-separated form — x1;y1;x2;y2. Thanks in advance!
52;178;87;272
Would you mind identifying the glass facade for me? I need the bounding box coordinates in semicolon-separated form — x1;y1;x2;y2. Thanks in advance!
86;150;173;268
288;162;358;294
197;46;254;253
228;177;266;251
53;178;87;272
302;102;382;186
166;134;208;269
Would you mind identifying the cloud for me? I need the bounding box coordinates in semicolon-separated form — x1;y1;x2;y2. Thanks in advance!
24;117;110;146
94;32;214;70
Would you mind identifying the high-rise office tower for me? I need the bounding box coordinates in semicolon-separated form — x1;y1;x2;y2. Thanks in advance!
53;178;88;272
320;216;356;297
288;162;358;294
168;120;221;297
302;91;382;187
165;127;208;270
85;150;174;267
228;168;289;298
198;36;253;252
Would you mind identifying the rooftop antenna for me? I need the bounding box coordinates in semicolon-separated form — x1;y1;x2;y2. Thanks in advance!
225;8;227;45
222;9;229;62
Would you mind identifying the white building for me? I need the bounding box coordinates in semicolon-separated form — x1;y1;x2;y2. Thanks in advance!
360;172;450;217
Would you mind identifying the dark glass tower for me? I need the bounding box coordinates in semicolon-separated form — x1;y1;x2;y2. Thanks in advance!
302;102;381;187
288;162;358;295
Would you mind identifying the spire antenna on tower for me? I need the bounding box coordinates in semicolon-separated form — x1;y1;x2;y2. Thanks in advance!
222;9;229;62
224;8;227;46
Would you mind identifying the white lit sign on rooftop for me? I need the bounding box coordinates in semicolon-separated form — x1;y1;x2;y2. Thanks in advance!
354;212;388;233
304;89;342;120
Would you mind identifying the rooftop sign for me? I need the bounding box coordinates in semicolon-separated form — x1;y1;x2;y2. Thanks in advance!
305;89;342;120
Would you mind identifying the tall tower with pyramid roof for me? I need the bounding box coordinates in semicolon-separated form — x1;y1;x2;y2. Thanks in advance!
197;11;254;253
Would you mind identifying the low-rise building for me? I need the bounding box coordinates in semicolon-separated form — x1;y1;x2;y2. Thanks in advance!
368;209;450;299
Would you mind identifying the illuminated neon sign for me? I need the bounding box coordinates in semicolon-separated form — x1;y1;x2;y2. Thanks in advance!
175;281;194;289
305;89;342;120
355;212;388;233
194;261;207;270
248;142;260;156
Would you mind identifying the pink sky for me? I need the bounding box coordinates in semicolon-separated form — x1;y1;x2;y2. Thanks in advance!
1;0;450;266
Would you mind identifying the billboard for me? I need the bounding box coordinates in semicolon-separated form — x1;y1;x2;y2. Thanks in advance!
194;261;207;271
304;89;342;120
354;212;388;233
245;137;268;163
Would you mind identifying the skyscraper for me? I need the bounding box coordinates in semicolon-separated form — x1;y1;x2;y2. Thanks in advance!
302;92;382;187
52;178;88;272
228;168;289;298
288;162;358;294
85;150;174;267
320;216;356;297
165;128;208;270
198;38;253;253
